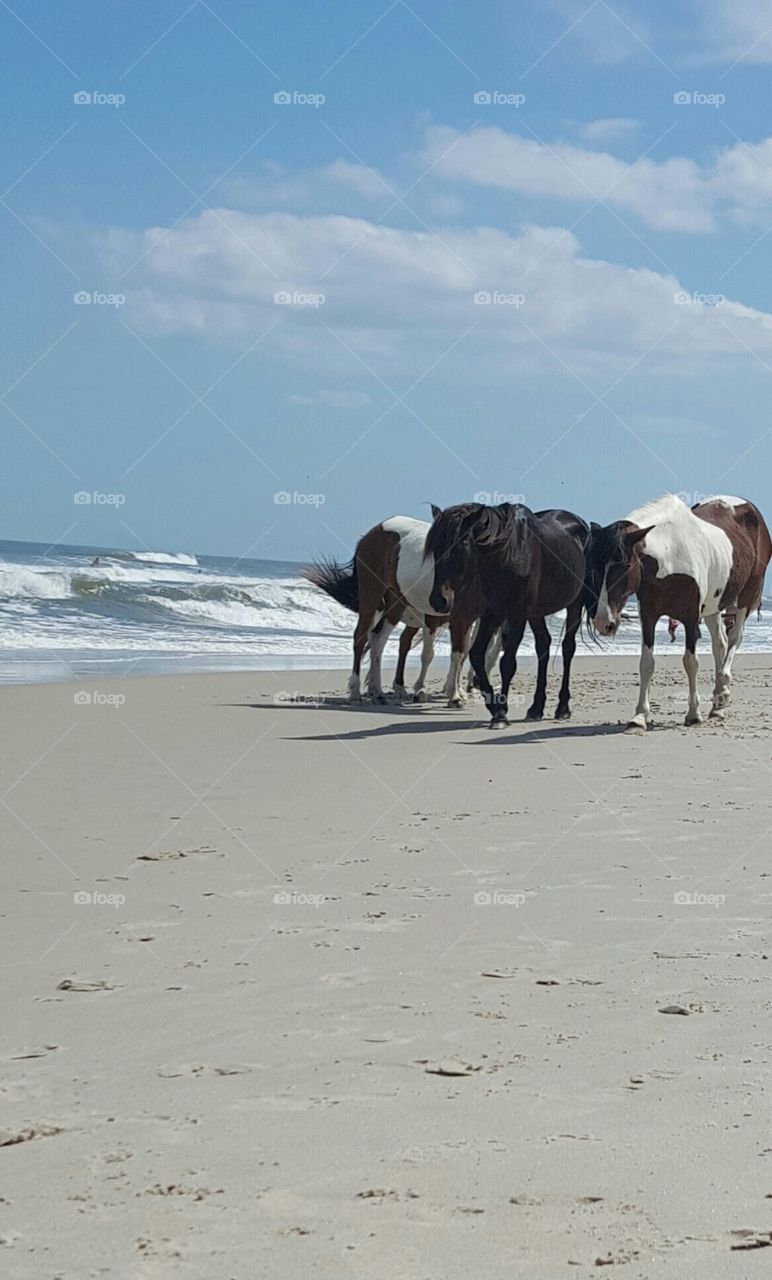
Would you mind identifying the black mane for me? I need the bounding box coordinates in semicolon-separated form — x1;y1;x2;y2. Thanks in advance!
426;502;534;574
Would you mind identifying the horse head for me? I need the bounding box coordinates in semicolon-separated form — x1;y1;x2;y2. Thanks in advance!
424;503;485;614
585;521;654;636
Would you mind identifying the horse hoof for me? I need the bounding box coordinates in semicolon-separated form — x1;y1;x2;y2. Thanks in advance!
625;716;647;734
489;717;509;729
413;690;427;704
555;705;571;720
685;712;703;726
447;697;463;709
370;694;386;705
525;708;544;722
709;706;726;721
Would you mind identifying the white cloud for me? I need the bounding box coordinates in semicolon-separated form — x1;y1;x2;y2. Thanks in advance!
104;210;772;383
420;123;772;231
699;0;772;62
711;136;772;223
420;125;714;231
580;117;640;144
322;159;391;200
221;159;392;211
289;389;372;407
545;0;657;65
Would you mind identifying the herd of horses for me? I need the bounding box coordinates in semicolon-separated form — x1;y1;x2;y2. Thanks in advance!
305;494;771;731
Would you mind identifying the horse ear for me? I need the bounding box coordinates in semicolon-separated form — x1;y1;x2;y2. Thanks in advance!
430;504;442;520
624;524;654;549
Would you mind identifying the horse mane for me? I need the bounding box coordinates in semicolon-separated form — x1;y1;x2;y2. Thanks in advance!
426;503;533;573
626;492;687;526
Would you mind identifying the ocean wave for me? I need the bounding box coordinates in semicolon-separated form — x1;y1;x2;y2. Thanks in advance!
0;564;73;600
2;538;772;682
125;550;198;566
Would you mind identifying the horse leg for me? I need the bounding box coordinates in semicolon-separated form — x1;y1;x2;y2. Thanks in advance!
349;612;374;701
628;610;657;731
556;596;581;720
394;625;417;701
704;611;728;718
367;598;403;703
715;606;747;712
445;614;471;707
413;622;436;702
683;618;702;725
485;628;502;681
465;620;479;694
469;614;499;724
496;616;527;728
526;617;550;721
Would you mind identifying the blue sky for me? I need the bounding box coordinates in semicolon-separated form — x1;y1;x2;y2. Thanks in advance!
4;0;772;560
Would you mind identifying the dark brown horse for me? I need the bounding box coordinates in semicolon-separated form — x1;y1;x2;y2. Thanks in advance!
425;503;592;728
586;493;771;729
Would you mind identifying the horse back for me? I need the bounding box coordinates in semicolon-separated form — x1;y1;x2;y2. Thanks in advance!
693;496;772;610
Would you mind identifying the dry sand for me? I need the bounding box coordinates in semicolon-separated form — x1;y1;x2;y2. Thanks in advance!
3;653;772;1277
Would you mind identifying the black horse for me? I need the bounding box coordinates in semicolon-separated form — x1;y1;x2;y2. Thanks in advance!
425;503;592;728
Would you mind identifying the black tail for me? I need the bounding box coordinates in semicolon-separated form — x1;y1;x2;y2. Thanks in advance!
303;557;358;613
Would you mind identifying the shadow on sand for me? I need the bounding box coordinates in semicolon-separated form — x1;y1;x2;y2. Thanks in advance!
225;697;634;743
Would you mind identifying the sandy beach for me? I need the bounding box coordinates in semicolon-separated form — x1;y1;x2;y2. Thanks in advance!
3;653;772;1277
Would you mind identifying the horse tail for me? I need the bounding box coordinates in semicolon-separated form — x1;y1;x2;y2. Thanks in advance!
303;557;358;613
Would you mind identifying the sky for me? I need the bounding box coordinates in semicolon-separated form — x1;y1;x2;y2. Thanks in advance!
4;0;772;561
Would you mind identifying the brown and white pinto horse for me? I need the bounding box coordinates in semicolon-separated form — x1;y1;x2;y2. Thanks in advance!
587;494;771;729
304;515;474;704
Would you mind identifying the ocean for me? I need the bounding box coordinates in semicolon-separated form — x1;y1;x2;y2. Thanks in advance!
0;538;770;685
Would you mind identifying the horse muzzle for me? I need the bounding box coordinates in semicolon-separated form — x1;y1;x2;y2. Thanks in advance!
594;614;618;637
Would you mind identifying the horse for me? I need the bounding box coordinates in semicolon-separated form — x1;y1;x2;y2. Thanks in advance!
304;515;474;705
425;502;592;728
585;494;771;730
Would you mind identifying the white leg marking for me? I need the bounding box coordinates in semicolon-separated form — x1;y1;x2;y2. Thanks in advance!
366;622;395;698
347;672;361;701
683;648;701;724
444;649;466;706
413;627;435;702
704;612;728;716
628;643;655;730
717;607;747;709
